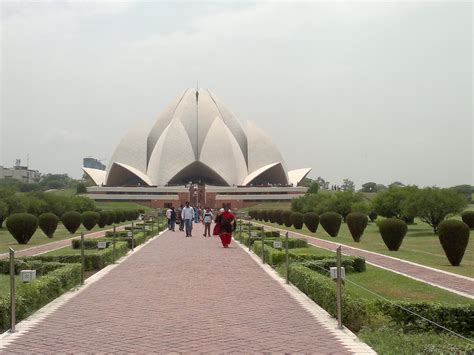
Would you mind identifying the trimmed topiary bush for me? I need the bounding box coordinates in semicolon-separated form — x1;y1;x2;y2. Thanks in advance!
261;210;269;222
6;213;38;244
378;218;407;251
282;211;292;228
82;211;100;231
114;210;122;224
106;211;115;225
97;211;109;228
38;213;59;238
304;212;319;233
268;210;276;223
320;212;342;237
368;211;378;223
291;212;304;229
274;210;284;225
437;219;470;266
461;211;474;229
61;211;82;234
254;210;262;221
346;212;368;242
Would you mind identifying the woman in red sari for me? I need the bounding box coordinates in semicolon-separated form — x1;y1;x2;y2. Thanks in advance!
218;207;235;248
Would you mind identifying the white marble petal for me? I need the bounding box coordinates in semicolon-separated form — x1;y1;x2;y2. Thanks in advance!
288;168;312;186
82;167;106;186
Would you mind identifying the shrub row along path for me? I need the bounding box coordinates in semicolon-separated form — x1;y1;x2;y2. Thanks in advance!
0;225;128;260
255;222;474;299
1;224;373;354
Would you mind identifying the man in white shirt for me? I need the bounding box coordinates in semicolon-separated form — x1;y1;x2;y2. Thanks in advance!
181;201;194;237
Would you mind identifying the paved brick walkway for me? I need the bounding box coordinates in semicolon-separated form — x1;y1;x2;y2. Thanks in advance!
0;225;128;260
0;224;371;354
256;223;474;299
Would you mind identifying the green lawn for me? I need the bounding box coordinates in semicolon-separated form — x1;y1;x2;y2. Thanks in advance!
281;244;472;305
254;219;474;278
40;246;101;257
0;222;129;255
95;201;152;212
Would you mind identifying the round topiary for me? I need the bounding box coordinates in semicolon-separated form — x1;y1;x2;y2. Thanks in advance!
378;218;407;251
38;212;59;238
114;210;123;224
82;211;100;231
282;211;292;227
97;211;109;228
62;211;82;234
320;212;342;237
6;213;38;244
461;211;474;229
368;211;378;223
346;212;368;242
291;212;304;229
303;212;319;233
106;211;115;225
437;219;470;266
274;210;284;225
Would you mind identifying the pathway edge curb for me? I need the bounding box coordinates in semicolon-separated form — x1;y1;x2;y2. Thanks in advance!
233;238;376;355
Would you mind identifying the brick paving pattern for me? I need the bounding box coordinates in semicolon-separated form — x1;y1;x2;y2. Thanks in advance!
258;223;474;298
2;224;357;354
0;226;128;260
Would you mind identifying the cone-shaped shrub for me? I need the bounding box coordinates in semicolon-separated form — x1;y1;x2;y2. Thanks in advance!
461;211;474;229
291;212;304;229
268;210;277;223
6;213;38;244
97;211;108;228
62;211;82;234
114;210;123;224
379;218;407;251
254;210;261;220
274;210;284;225
320;212;342;237
438;219;470;266
38;213;59;238
346;212;368;242
304;212;319;233
106;211;115;225
120;210;127;222
368;211;378;223
261;210;269;222
82;211;100;231
282;211;292;227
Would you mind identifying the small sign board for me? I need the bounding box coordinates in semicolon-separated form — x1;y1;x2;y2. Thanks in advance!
127;231;133;237
250;231;260;238
273;241;283;249
20;270;36;283
329;267;346;280
145;225;150;231
97;241;107;249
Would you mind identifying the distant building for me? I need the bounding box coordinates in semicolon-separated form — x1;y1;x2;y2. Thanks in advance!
83;158;106;171
0;165;41;184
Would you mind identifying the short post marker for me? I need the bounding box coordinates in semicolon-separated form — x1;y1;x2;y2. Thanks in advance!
285;231;289;284
113;225;116;263
336;245;343;329
9;248;16;333
80;232;85;285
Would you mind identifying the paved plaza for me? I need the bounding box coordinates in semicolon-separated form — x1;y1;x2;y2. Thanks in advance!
0;224;373;354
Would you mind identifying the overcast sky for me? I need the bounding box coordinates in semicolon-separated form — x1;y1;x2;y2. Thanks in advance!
1;1;472;188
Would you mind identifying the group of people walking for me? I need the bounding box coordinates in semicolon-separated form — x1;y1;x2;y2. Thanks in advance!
165;202;235;248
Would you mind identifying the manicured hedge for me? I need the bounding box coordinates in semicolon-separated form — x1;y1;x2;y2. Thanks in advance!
0;263;81;332
285;264;370;332
71;231;149;250
263;237;308;249
27;242;129;271
376;301;474;337
252;242;286;266
0;259;66;276
300;258;366;274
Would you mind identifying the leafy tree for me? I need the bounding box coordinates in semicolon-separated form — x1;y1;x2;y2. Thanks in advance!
341;179;355;192
0;200;7;228
359;182;378;193
307;181;319;194
315;176;330;190
389;181;405;188
372;186;418;220
327;191;363;221
404;188;467;234
451;185;473;203
76;183;87;194
350;201;371;215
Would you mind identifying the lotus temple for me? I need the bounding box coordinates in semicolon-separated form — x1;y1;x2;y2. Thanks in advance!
83;89;311;208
